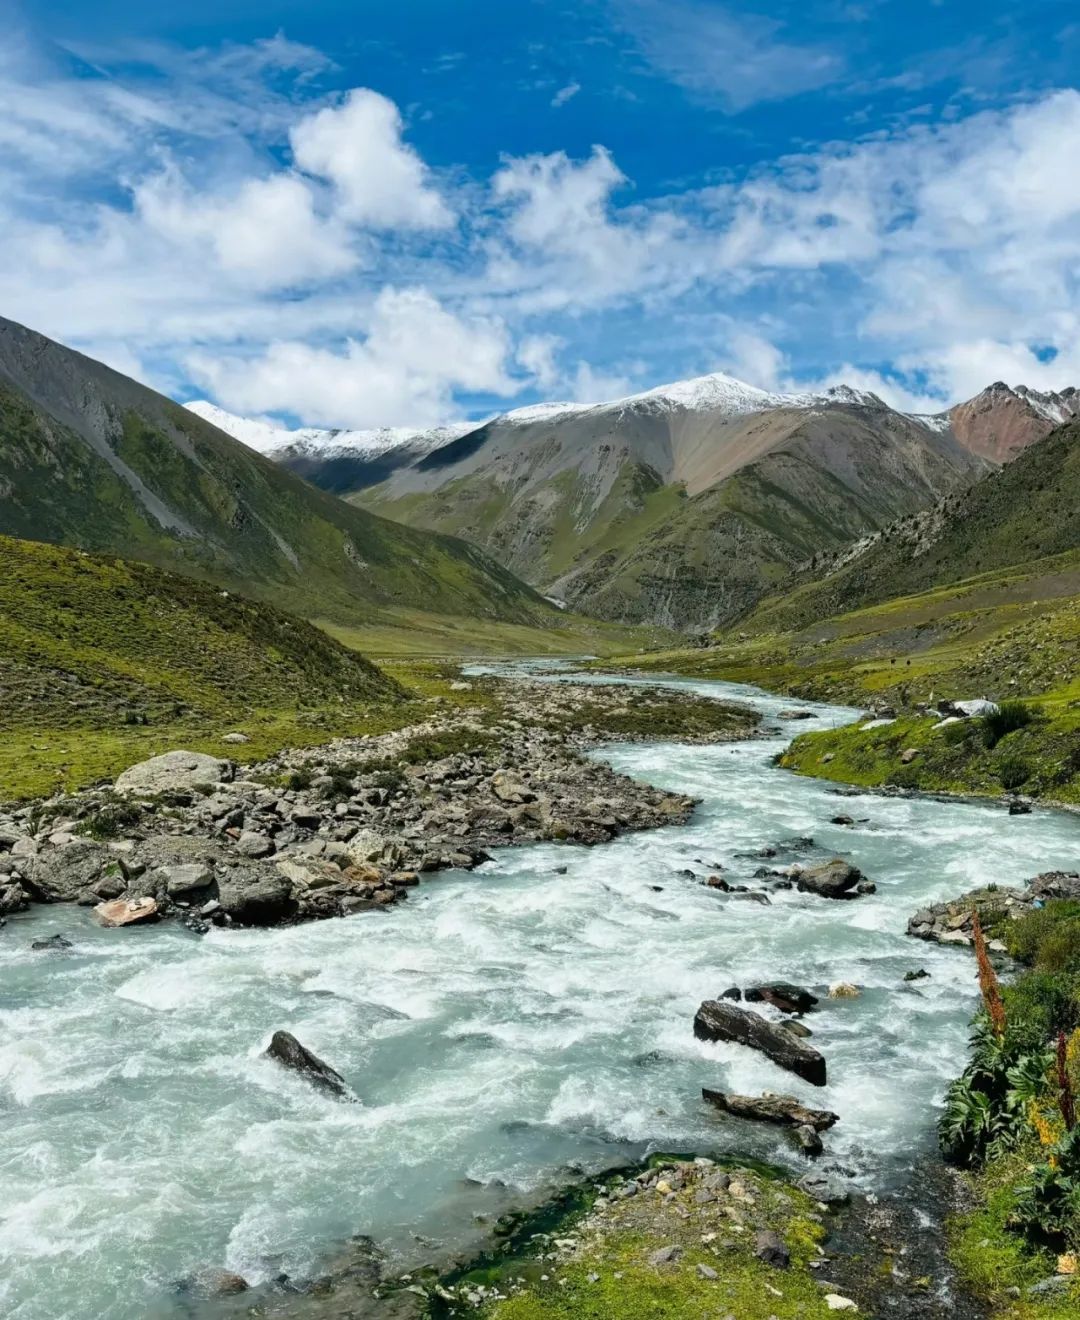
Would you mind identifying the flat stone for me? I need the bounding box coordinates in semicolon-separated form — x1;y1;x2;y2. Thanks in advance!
94;896;159;927
161;863;213;897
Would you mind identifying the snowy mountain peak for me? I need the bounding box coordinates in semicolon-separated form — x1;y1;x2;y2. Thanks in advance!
185;400;475;459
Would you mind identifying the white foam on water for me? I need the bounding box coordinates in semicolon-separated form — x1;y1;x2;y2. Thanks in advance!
3;668;1080;1318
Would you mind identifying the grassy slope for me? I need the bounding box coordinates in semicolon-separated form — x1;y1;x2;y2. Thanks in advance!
748;417;1080;637
0;534;424;800
0;366;554;630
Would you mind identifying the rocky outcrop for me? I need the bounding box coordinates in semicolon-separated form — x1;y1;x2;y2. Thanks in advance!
702;1090;838;1130
264;1030;351;1099
907;885;1023;950
693;999;828;1086
114;750;232;797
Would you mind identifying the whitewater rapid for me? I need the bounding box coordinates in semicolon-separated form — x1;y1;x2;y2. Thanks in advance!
2;668;1078;1319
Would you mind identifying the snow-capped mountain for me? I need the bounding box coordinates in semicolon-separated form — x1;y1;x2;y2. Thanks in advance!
184;400;475;460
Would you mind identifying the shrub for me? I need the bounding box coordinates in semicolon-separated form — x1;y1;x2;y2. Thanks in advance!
1012;1124;1080;1244
982;701;1034;749
1002;970;1080;1045
1005;902;1080;972
998;755;1031;790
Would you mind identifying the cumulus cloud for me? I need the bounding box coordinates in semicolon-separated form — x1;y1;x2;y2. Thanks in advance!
185;286;515;427
290;89;453;230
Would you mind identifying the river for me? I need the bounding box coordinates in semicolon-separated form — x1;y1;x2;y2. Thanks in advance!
2;667;1078;1319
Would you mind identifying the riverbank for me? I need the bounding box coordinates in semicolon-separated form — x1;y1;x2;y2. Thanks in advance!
0;674;757;930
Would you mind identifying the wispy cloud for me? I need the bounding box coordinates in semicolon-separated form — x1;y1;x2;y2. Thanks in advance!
611;0;844;110
551;81;581;108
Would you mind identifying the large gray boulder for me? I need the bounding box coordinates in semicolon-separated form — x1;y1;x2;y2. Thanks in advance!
215;866;297;925
115;750;232;797
795;859;864;900
694;999;828;1086
25;840;120;902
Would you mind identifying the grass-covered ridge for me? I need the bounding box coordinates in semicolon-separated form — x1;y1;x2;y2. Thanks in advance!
0;315;556;629
0;534;414;799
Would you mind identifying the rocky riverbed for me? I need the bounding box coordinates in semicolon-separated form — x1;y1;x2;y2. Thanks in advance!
0;678;756;932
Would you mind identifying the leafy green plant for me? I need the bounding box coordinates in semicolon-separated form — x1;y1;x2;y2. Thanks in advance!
982;701;1034;749
1012;1124;1080;1244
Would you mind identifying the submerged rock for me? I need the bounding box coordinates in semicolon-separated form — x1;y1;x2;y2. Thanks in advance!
694;999;827;1086
31;933;74;952
264;1030;351;1099
744;983;819;1014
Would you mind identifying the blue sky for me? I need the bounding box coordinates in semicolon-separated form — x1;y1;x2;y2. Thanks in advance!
3;0;1079;427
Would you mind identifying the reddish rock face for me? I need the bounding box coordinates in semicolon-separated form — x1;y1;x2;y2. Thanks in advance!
93;896;158;927
948;382;1080;463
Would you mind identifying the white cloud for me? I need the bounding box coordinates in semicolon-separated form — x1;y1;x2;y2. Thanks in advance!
185;286;516;427
134;168;358;290
516;333;563;388
568;360;635;402
551;82;581;108
720;331;787;392
290;89;453;230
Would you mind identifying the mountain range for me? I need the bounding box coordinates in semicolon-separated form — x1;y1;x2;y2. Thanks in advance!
0;315;553;630
191;374;1078;631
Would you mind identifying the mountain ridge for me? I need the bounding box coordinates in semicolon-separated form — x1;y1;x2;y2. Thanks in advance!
0;314;554;629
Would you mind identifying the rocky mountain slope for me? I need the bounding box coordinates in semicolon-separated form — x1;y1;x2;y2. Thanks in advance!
0;315;553;628
742;415;1080;637
201;374;992;631
941;381;1079;462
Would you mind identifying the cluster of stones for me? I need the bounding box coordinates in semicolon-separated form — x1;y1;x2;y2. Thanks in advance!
0;695;701;931
906;871;1080;950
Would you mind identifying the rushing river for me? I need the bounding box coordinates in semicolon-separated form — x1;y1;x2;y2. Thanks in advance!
3;668;1079;1319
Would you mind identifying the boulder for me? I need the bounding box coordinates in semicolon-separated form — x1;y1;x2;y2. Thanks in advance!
797;1172;850;1206
744;983;819;1015
795;1124;824;1156
828;982;860;999
236;832;274;859
115;750;231;796
694;999;827;1086
754;1230;790;1268
25;841;118;902
795;859;864;900
490;771;534;804
701;1090;838;1130
216;867;297;926
94;896;159;927
0;880;29;915
1030;871;1080;901
160;863;213;898
264;1030;350;1098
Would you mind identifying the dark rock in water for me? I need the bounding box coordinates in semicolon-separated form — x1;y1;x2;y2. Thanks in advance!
31;933;73;952
264;1030;351;1099
778;835;814;851
794;1124;824;1156
1008;801;1031;816
744;982;819;1015
701;1090;838;1130
705;874;729;890
730;890;771;905
693;999;827;1086
633;1049;674;1067
754;1229;790;1268
778;710;814;721
856;881;877;895
795;858;864;900
904;968;930;982
830;814;855;826
720;986;742;1001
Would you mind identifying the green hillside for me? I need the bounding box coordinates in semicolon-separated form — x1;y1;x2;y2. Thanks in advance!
0;315;554;630
744;417;1080;637
0;534;411;799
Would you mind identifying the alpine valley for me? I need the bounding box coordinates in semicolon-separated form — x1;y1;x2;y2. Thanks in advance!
193;375;1079;631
